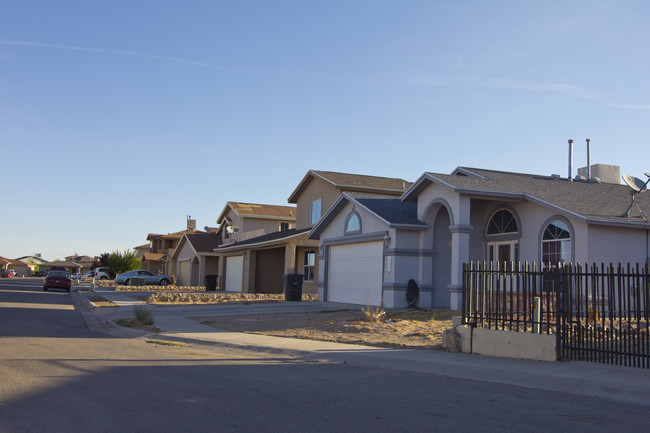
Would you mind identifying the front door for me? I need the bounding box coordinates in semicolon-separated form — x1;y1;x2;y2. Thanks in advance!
487;241;518;270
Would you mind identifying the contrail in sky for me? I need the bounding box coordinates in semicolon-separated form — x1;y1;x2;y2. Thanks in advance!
1;39;647;109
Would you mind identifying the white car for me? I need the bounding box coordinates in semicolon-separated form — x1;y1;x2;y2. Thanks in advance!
93;267;110;280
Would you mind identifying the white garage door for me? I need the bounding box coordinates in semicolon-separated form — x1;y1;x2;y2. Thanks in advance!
225;255;244;292
328;241;383;306
177;261;190;286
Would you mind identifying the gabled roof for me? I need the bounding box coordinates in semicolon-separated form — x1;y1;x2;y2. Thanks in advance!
143;253;165;261
288;170;413;203
0;256;29;266
215;228;311;252
134;244;150;250
185;233;221;253
171;232;222;259
15;255;48;263
40;260;82;268
308;192;426;239
403;167;650;228
147;226;207;243
215;202;296;225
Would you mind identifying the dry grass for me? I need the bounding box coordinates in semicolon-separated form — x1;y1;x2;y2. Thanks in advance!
116;285;208;292
196;309;458;350
148;292;318;304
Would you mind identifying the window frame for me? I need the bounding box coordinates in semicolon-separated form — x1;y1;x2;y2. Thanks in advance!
540;218;573;266
344;211;361;234
310;199;322;225
303;250;315;281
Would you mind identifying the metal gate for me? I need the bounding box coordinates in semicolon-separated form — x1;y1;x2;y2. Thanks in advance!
463;262;650;369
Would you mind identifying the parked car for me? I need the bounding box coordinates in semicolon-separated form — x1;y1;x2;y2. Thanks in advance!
1;270;15;278
114;270;172;286
82;271;94;278
93;267;110;280
43;271;72;292
71;273;82;280
35;271;47;277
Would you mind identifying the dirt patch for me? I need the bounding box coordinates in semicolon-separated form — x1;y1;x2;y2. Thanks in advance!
87;295;118;308
193;309;456;350
114;318;160;333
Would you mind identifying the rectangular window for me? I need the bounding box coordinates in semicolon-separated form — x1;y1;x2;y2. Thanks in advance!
280;222;289;231
303;251;315;281
310;199;322;224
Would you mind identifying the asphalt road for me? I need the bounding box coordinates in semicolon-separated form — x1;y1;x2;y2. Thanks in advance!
0;278;648;433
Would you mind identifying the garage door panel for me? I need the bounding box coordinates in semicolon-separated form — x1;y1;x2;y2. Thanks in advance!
225;256;244;292
328;242;383;306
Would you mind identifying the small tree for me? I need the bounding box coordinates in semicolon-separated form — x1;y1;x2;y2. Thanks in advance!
96;253;110;268
105;250;141;278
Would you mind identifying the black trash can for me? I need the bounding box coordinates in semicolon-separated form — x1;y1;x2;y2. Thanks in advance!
283;273;303;301
204;274;219;292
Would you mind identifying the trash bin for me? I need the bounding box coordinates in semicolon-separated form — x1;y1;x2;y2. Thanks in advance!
204;274;219;292
283;273;303;301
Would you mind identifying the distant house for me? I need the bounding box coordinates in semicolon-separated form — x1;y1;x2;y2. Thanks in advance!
0;257;33;276
170;233;221;286
209;202;297;293
15;254;48;274
308;165;650;309
38;260;82;274
64;254;98;273
142;217;205;275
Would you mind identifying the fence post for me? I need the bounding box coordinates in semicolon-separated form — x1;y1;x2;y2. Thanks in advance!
533;296;541;334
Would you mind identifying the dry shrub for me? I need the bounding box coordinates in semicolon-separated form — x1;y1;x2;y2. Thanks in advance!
361;304;387;323
133;304;155;326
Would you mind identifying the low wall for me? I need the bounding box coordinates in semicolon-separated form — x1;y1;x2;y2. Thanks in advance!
456;325;557;362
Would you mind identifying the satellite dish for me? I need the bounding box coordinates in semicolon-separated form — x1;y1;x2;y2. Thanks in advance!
622;175;648;193
622;173;650;219
226;226;239;234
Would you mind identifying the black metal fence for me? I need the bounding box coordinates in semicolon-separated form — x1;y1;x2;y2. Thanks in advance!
462;262;650;369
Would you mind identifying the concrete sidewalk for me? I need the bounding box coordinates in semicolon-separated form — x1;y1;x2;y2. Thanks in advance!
71;285;650;408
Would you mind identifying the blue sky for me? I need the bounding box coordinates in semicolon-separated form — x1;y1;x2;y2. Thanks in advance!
1;1;649;261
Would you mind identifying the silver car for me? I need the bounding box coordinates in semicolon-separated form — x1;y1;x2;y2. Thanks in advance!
114;270;172;286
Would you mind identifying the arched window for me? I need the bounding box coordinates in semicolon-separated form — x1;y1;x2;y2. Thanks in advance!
541;220;571;265
487;209;518;235
345;213;361;233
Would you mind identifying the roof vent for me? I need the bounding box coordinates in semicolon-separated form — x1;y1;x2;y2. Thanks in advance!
574;175;587;182
590;177;602;184
550;174;561;180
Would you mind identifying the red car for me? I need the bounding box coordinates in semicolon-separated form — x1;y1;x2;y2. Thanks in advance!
1;270;15;278
43;271;72;292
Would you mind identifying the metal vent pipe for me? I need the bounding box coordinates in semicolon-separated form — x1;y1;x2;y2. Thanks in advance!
568;139;574;181
586;138;591;180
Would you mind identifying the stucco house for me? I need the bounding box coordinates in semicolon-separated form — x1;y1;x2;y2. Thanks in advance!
210;171;413;295
308;165;650;309
211;202;298;293
15;254;48;274
142;217;205;275
1;257;33;276
170;232;221;286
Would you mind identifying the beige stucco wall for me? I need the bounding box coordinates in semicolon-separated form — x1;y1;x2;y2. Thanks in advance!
294;176;341;230
240;218;295;241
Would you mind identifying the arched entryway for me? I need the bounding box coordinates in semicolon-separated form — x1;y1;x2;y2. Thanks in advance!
431;206;452;308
